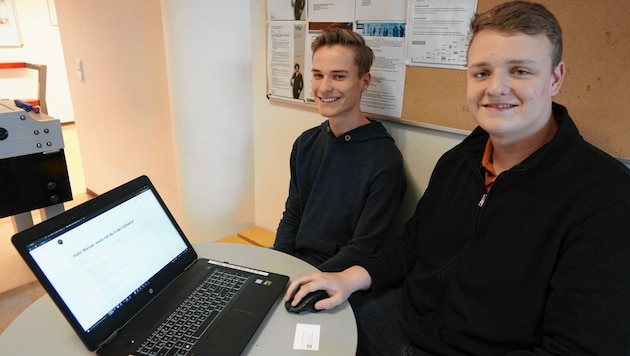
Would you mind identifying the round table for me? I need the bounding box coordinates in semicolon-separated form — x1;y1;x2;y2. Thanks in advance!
0;243;358;355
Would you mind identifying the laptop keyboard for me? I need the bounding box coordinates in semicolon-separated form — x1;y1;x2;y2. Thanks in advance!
135;269;249;356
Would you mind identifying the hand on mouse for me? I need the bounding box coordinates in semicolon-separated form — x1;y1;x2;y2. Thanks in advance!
285;290;328;313
284;266;372;311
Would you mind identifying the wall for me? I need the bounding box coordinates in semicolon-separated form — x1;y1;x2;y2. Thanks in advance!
0;0;73;122
53;0;255;242
53;0;182;227
161;0;256;241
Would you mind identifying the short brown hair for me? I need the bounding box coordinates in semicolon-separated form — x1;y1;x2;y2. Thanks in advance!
469;1;563;68
311;28;374;77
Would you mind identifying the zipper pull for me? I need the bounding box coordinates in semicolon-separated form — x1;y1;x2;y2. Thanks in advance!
478;193;487;207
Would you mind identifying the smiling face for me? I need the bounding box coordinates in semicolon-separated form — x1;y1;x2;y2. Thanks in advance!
466;30;564;146
311;44;371;121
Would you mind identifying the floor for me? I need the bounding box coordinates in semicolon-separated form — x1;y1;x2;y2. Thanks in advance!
0;123;91;335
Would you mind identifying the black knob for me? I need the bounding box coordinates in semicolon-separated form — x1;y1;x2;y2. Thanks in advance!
50;195;60;204
0;127;7;140
47;182;58;191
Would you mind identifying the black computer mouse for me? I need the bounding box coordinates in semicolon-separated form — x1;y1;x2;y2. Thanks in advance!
285;290;328;313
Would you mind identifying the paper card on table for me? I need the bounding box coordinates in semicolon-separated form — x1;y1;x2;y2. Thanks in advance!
293;323;321;351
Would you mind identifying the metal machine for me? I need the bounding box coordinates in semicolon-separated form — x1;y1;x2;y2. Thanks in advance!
0;100;72;230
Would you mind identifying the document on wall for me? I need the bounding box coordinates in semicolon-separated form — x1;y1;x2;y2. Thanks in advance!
355;21;407;118
355;0;407;21
406;0;478;69
267;22;307;101
308;0;355;22
267;0;307;21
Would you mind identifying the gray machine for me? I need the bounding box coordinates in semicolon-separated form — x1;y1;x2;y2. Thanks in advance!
0;100;72;230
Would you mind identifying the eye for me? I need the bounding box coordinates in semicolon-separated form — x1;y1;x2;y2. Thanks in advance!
514;69;531;76
472;71;488;79
312;73;323;79
333;74;346;80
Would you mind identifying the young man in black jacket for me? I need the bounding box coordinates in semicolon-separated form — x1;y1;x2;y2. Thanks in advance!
285;2;630;355
273;28;407;272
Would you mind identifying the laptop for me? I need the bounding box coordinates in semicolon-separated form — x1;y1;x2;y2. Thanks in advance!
12;175;290;355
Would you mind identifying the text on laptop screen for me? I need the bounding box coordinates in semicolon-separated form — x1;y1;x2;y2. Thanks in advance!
27;188;188;332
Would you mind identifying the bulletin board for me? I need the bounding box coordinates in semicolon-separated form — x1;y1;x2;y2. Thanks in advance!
267;0;630;159
401;0;630;159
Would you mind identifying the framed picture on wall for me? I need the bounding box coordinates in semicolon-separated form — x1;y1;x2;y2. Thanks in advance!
0;0;22;47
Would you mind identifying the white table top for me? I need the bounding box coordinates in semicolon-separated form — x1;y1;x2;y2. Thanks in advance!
0;243;357;355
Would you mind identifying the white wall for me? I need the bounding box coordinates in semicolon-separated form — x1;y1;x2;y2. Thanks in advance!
161;0;256;241
53;0;182;226
0;0;74;122
53;0;255;242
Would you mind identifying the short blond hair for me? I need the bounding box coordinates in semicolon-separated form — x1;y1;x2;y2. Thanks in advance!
470;1;563;68
311;28;374;77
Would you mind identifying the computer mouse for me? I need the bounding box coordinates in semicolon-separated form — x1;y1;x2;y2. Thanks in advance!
285;290;328;313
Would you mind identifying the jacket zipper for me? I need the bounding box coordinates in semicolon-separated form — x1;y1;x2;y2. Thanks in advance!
478;193;488;207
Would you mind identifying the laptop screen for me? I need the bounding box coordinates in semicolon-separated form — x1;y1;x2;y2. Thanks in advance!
26;186;188;333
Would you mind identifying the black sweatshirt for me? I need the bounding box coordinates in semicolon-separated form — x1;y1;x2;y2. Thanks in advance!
275;120;407;272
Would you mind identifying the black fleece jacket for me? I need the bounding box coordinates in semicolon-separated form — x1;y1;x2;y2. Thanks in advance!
359;103;630;355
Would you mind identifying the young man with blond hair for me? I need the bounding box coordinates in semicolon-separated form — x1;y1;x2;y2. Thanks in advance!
274;28;407;273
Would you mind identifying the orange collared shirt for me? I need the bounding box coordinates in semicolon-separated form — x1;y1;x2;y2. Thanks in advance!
481;138;496;192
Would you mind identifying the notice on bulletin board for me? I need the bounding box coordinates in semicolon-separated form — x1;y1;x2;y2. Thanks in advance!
405;0;477;69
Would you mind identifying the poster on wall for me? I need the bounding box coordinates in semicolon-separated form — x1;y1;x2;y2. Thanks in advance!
0;0;22;47
405;0;478;69
267;0;306;21
355;21;407;118
267;22;306;101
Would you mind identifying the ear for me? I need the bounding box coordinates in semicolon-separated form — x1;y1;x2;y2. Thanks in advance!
361;72;372;91
550;61;565;96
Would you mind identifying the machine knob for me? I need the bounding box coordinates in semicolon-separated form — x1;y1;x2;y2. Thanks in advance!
49;195;60;204
0;127;7;140
47;181;58;191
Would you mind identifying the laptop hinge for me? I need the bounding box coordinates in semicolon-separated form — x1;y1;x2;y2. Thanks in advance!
98;328;120;351
184;259;197;271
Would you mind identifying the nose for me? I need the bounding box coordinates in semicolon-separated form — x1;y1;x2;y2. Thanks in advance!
319;76;333;92
486;73;511;96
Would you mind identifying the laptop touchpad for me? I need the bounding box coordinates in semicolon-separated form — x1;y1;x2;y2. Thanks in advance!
201;309;255;349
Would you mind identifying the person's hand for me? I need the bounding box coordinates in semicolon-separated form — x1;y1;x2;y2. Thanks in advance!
285;266;371;310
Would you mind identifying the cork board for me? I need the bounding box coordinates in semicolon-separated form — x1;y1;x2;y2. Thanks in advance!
400;0;630;159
